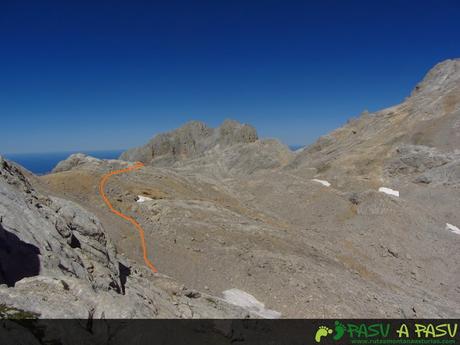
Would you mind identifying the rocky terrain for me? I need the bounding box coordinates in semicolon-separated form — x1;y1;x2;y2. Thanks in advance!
119;120;259;166
1;58;459;319
0;157;252;319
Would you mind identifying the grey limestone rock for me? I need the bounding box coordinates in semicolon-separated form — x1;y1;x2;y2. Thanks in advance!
120;119;258;165
0;157;251;318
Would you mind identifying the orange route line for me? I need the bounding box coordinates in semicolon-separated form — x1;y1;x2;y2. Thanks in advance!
98;162;158;273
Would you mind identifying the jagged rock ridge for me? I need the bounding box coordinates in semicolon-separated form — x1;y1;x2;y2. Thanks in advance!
120;119;258;165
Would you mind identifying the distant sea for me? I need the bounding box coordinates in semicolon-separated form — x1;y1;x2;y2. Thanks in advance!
3;146;304;175
289;145;304;151
3;150;124;175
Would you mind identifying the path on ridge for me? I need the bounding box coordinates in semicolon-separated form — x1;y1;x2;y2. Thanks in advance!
98;162;158;273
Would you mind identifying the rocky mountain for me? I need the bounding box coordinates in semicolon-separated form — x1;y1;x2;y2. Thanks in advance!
290;58;460;187
287;57;460;240
120;120;259;166
0;157;252;319
2;58;459;320
118;119;294;179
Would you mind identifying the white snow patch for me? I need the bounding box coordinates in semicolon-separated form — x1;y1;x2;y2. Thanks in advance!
136;195;153;203
222;289;281;319
294;146;306;153
446;223;460;235
311;179;331;187
378;187;399;197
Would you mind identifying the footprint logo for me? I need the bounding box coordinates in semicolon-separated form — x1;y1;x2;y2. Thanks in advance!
315;326;333;343
333;321;346;341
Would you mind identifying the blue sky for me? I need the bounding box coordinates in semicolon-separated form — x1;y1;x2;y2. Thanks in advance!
1;0;459;154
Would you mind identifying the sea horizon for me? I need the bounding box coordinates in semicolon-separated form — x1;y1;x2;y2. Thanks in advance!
2;149;126;175
2;145;306;175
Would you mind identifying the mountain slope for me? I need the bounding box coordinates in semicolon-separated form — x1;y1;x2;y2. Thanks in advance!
0;157;251;318
32;58;460;318
289;58;460;188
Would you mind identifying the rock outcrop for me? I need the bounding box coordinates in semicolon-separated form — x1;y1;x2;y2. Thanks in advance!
120;120;258;165
52;153;130;173
385;144;460;186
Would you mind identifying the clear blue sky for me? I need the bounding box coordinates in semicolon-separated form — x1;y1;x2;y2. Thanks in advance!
1;0;459;154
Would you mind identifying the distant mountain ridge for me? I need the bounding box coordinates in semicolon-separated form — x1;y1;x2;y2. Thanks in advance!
120;119;258;165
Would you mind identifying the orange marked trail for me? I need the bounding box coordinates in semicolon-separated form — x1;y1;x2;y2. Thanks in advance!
98;162;158;273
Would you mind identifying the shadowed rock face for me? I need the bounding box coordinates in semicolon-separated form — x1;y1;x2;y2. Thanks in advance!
0;224;40;287
120;120;258;165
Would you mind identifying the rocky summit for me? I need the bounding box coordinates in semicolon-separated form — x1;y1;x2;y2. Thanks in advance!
119;120;259;166
1;58;460;319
